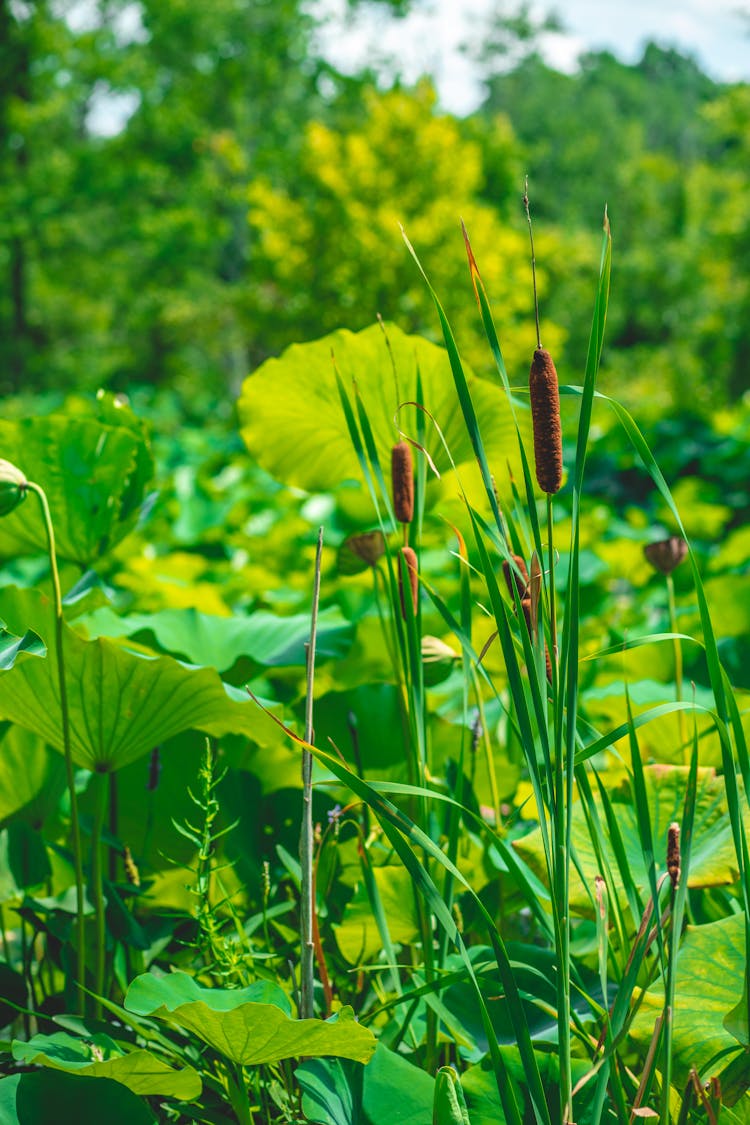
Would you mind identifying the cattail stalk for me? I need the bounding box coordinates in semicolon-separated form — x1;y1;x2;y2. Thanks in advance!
503;553;552;683
530;348;563;495
398;546;419;618
667;822;681;891
391;440;414;534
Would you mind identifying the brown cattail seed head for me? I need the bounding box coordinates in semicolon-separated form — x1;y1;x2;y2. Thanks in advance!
398;546;419;618
502;554;529;602
529;348;563;495
391;441;414;524
667;821;681;889
644;537;688;576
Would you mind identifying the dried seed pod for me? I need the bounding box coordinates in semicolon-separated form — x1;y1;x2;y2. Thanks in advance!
529;348;562;495
391;441;414;524
0;459;28;517
502;554;529;602
398;545;419;618
337;530;386;576
667;821;681;889
644;537;688;576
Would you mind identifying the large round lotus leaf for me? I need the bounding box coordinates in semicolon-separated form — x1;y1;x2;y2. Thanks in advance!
74;603;354;676
513;764;747;915
0;725;66;827
238;322;527;497
125;971;376;1066
0;401;153;568
12;1032;201;1100
0;1069;156;1124
333;864;420;965
0;588;282;773
629;912;746;1084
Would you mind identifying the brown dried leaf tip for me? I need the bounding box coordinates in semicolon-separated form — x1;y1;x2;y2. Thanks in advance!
391;441;414;524
667;821;681;890
644;536;688;576
398;545;419;618
529;348;562;495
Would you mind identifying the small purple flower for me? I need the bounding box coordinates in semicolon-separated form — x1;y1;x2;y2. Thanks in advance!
327;803;343;827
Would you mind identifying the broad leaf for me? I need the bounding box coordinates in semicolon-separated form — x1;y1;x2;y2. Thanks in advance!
74;604;354;675
360;1043;435;1125
514;765;746;914
0;405;153;568
125;971;377;1065
0;725;66;826
0;588;282;772
629;913;746;1083
333;864;420;964
0;1070;156;1124
12;1032;201;1100
238;322;527;499
297;1058;364;1125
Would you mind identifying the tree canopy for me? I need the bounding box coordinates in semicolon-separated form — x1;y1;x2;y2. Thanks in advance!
0;0;747;407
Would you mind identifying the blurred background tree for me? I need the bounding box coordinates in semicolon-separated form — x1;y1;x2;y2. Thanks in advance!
0;0;747;409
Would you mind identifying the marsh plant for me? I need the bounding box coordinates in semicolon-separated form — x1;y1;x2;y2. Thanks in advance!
0;208;746;1125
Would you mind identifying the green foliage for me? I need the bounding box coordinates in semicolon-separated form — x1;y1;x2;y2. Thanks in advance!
11;1032;201;1099
124;971;377;1065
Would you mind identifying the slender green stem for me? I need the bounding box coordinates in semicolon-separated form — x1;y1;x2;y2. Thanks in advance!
27;480;86;1015
226;1064;253;1125
547;495;558;674
300;526;323;1019
666;574;687;757
0;904;10;963
472;670;500;830
90;771;109;1018
108;771;119;882
547;494;572;1122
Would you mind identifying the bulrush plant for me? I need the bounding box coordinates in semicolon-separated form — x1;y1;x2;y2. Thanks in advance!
316;191;750;1125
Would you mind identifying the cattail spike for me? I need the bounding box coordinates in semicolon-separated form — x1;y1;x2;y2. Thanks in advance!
398;546;419;618
529;347;563;494
667;822;681;890
391;441;414;524
502;554;529;602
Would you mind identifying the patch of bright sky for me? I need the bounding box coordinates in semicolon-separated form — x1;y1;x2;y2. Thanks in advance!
312;0;750;115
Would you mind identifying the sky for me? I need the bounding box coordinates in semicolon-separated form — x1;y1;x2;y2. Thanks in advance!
313;0;750;114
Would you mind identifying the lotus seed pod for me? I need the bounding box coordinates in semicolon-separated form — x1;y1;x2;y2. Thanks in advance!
644;536;688;576
391;441;414;524
529;348;563;494
0;460;28;517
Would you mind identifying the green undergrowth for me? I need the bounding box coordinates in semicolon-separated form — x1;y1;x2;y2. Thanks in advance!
0;216;747;1124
